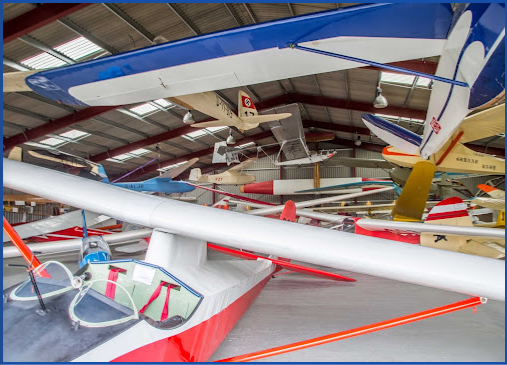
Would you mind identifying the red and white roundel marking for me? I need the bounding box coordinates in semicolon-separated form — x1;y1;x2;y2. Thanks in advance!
242;96;255;109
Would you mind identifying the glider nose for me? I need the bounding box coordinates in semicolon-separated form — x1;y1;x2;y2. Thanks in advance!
240;185;245;193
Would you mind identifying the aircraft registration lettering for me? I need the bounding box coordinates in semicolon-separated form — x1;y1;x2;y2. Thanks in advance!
216;95;234;119
430;117;441;134
456;157;478;164
125;184;144;189
482;164;496;170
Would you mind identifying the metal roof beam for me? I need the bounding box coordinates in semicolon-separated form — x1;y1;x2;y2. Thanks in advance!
243;4;258;23
303;120;371;136
166;4;201;36
3;105;120;152
102;3;155;44
290;93;427;119
58;18;119;55
325;137;385;153
4;3;91;44
224;4;244;27
19;35;76;65
3;57;30;71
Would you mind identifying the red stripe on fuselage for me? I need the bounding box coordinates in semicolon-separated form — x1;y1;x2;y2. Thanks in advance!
112;274;272;362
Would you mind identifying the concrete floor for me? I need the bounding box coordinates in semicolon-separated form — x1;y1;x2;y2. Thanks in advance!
3;249;504;362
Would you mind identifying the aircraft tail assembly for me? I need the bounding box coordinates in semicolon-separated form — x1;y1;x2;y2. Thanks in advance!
187;90;291;131
421;197;505;259
391;161;435;222
189;168;202;182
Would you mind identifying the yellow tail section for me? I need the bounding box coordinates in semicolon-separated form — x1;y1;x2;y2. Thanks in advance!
391;160;436;222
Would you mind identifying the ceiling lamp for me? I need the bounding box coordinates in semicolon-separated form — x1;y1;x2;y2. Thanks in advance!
354;136;362;147
226;129;235;145
373;86;388;108
183;111;195;125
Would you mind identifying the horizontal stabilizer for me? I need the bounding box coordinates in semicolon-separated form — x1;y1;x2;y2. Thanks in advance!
241;113;292;125
362;114;422;154
228;158;257;172
207;243;355;282
190;120;237;128
457;104;505;144
477;184;505;199
159;157;199;178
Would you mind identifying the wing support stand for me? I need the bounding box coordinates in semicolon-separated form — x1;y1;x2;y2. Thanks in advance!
288;44;468;87
217;296;486;362
144;229;207;270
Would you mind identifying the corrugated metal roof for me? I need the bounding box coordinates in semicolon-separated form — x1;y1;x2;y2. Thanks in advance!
3;3;503;185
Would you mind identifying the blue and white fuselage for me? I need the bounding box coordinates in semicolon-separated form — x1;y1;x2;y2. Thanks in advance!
110;178;195;194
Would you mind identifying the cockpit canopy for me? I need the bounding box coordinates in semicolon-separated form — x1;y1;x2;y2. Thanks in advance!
9;260;203;330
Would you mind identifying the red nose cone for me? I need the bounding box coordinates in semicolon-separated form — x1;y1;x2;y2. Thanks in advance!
241;180;274;195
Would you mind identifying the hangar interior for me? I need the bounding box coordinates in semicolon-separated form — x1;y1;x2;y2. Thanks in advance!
2;3;505;363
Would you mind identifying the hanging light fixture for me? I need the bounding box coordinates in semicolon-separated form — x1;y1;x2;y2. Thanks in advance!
354;135;362;146
183;111;195;125
373;86;388;108
226;129;235;145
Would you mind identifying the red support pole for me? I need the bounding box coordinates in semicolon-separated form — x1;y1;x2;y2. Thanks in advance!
217;297;485;362
3;216;42;269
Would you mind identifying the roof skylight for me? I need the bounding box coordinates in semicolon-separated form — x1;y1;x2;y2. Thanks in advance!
157;160;188;172
59;129;89;139
20;36;104;70
40;137;66;147
380;72;431;88
184;130;207;139
21;53;67;70
130;103;159;116
130;148;150;156
39;129;90;147
54;36;103;61
154;99;172;107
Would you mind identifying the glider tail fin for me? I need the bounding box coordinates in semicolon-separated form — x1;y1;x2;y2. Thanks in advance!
276;201;297;263
238;90;258;118
189;168;202;182
421;197;504;259
424;197;473;227
391;160;435;222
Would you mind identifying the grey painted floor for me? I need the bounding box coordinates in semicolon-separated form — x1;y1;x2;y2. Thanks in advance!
3;250;504;362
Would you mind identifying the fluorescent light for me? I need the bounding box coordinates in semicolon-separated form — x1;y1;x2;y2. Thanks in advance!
236;142;255;149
